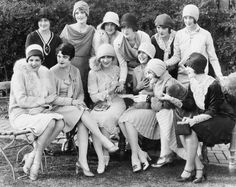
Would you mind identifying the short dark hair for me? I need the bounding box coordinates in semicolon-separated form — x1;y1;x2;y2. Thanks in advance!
56;43;75;60
186;52;207;74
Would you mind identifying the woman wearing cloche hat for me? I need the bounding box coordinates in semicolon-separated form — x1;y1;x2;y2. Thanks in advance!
9;44;65;180
113;13;151;93
118;42;160;173
25;7;62;69
151;13;178;79
93;11;122;53
143;59;187;168
165;4;222;87
60;1;95;106
88;44;126;174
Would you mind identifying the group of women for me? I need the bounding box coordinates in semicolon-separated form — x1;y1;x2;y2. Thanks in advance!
9;0;236;184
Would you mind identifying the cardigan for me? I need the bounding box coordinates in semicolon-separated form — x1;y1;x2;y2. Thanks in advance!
50;64;84;106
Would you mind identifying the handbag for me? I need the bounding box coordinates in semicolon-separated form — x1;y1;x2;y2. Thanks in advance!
175;121;191;135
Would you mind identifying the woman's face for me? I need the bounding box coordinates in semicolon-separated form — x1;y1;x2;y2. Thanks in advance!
57;51;71;68
74;9;87;24
146;70;159;83
104;22;116;36
183;16;196;29
156;26;169;38
38;18;50;31
138;51;149;64
121;26;135;40
28;56;42;72
100;56;113;68
186;66;196;79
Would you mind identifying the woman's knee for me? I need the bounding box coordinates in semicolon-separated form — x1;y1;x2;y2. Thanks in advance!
56;119;65;130
47;119;56;130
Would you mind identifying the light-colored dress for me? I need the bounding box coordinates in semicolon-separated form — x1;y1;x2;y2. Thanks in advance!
50;64;86;133
9;59;63;136
88;62;126;135
119;65;160;140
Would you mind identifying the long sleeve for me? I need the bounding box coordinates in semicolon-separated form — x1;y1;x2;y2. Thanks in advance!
11;73;45;108
204;81;224;117
88;70;108;103
114;43;128;83
206;33;222;77
165;31;181;66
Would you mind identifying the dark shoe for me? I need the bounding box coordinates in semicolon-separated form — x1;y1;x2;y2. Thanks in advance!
176;170;195;182
193;166;207;183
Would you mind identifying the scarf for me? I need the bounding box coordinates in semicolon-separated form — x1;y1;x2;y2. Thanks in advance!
190;74;215;110
154;30;175;61
118;32;141;62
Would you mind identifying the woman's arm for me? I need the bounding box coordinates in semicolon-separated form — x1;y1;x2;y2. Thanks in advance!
11;73;45;108
88;71;108;103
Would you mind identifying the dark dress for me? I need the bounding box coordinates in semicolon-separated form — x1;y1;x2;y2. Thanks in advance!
151;34;178;79
189;81;236;147
25;31;62;69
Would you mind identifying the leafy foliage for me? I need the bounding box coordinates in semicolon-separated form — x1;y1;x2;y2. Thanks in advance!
0;0;236;80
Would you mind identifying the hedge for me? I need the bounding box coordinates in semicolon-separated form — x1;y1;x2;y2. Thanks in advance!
0;0;236;81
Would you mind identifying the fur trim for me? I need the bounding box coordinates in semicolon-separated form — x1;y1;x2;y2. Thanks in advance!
89;56;101;71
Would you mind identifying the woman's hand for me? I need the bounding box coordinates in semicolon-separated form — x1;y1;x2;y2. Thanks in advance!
182;117;196;127
159;93;172;101
115;82;125;93
137;78;150;90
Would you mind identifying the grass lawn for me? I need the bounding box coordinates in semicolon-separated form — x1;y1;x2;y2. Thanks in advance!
1;138;236;187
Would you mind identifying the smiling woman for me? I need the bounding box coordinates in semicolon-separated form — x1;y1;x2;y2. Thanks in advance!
25;7;62;69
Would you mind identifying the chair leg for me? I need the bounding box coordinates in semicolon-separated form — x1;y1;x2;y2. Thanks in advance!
0;147;16;180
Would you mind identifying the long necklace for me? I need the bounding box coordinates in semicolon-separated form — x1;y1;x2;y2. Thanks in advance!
36;30;53;56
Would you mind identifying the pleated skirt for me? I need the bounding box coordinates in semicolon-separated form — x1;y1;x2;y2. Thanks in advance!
119;107;160;140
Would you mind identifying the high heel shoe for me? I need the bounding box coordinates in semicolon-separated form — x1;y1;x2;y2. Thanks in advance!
22;152;35;175
192;166;207;183
176;169;196;182
139;151;151;171
131;159;142;173
97;161;106;174
29;161;40;181
151;153;174;168
75;161;95;177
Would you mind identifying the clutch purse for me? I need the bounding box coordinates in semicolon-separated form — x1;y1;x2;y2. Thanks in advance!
175;121;191;135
